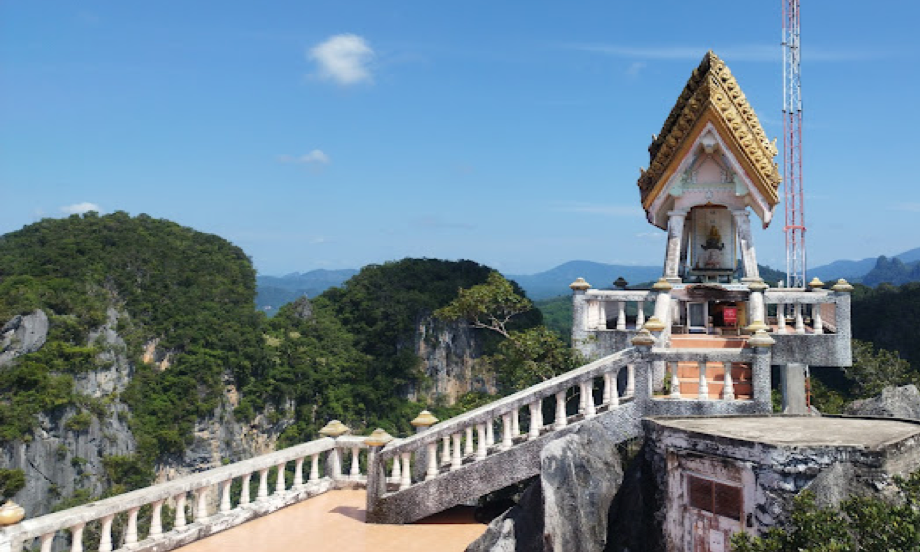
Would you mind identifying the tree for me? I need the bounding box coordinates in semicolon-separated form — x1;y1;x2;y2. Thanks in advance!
732;470;920;551
435;271;534;338
845;339;916;398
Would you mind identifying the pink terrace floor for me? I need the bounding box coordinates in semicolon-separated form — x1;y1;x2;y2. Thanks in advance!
175;490;487;552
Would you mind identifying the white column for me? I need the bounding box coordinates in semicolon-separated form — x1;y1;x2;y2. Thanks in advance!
149;501;163;538
528;401;542;439
626;364;636;397
294;457;305;488
240;474;251;505
486;420;495;446
391;454;401;482
175;493;187;529
777;303;788;333
795;304;805;334
349;448;360;480
617;301;627;330
813;305;824;334
511;408;520;436
451;433;463;470
636;301;646;328
597;300;607;330
441;436;451;465
309;454;320;482
609;372;620;406
602;373;612;405
670;363;681;398
465;427;475;456
277;462;288;493
723;361;735;400
399;453;412;490
195;487;209;521
554;391;567;429
584;381;597;418
70;522;86;552
220;480;232;512
257;468;269;499
99;515;114;552
426;443;438;480
124;507;140;546
732;209;760;280
587;300;599;329
698;361;709;400
578;382;587;414
501;413;513;450
476;424;488;460
664;210;688;281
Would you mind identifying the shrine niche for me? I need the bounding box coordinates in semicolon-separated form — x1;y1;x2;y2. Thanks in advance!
690;207;735;275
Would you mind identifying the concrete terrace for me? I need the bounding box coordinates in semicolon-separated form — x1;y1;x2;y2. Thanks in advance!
175;490;486;552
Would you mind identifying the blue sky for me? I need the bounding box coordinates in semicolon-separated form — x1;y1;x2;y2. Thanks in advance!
2;1;918;277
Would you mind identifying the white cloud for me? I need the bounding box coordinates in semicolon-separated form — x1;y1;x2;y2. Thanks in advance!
626;61;647;77
891;203;920;213
309;34;374;85
277;149;331;165
60;202;101;215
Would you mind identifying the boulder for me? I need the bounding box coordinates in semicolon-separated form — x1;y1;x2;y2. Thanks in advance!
467;419;625;552
845;385;920;419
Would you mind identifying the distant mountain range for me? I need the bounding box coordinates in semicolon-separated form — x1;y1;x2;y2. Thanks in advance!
256;247;920;311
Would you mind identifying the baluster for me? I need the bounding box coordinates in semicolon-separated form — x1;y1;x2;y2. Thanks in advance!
195;487;209;522
486;420;495;447
309;454;320;482
578;382;587;414
441;436;451;465
636;301;646;328
124;506;140;546
602;373;612;405
588;300;599;329
451;433;463;470
399;452;412;490
670;362;681;398
294;456;305;488
70;522;85;552
597;300;607;329
476;424;488;460
723;362;735;400
795;304;805;334
240;473;252;505
99;514;115;552
777;303;787;333
39;533;53;552
617;300;627;330
329;448;342;479
813;305;823;334
698;361;709;400
626;364;636;397
465;427;474;456
609;372;620;406
391;454;401;483
257;468;269;499
350;447;361;480
276;462;287;494
220;480;232;512
554;391;567;429
501;413;513;450
585;379;597;419
511;408;520;436
426;443;438;480
528;401;541;439
175;492;187;529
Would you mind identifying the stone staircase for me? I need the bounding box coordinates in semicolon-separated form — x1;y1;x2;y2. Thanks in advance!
667;335;752;400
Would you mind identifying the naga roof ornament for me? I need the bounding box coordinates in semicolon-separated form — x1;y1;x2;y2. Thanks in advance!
637;51;781;215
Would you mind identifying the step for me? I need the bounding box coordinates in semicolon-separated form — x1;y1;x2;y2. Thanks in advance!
670;335;748;349
675;362;750;380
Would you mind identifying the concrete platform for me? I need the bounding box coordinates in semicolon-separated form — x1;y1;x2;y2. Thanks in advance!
175;490;486;552
652;415;920;448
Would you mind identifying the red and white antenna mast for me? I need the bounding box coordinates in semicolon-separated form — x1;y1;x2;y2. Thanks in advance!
782;0;806;288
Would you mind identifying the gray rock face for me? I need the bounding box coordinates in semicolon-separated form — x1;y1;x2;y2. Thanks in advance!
467;419;625;552
0;310;49;367
405;315;493;405
845;385;920;419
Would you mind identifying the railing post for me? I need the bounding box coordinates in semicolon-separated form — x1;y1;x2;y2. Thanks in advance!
70;522;86;552
149;500;163;536
636;300;646;329
585;379;597;419
257;468;269;499
294;456;305;488
465;427;474;456
309;454;320;482
795;304;805;334
670;362;681;398
813;305;823;334
411;410;439;482
698;361;709;400
752;346;773;410
441;436;451;465
99;514;114;552
39;533;53;552
451;433;463;470
501;413;513;450
240;474;252;505
723;362;735;400
399;453;412;490
570;278;591;352
777;302;787;334
626;364;636;397
195;487;209;522
390;453;401;483
511;408;520;436
485;420;495;447
124;506;140;547
350;447;361;480
609;371;620;407
426;443;438;480
175;493;187;529
554;391;567;429
528;401;542;440
597;300;607;330
476;424;487;460
276;462;287;494
617;301;627;330
220;480;232;512
364;428;393;521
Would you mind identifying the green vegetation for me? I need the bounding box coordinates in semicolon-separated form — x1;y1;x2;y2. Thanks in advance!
0;469;25;500
851;282;920;371
732;470;920;551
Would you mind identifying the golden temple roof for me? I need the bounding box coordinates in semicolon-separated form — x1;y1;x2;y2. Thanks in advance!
638;51;781;212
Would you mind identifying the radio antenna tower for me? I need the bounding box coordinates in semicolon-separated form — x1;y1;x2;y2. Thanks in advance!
782;0;806;288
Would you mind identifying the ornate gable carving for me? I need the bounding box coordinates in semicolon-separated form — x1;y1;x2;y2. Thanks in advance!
638;51;781;214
